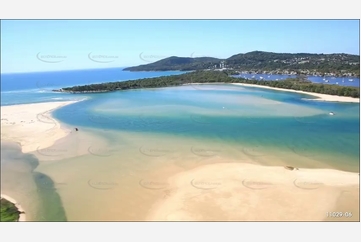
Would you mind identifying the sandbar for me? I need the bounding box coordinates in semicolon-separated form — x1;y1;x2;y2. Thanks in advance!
146;163;359;221
1;101;79;153
231;83;360;103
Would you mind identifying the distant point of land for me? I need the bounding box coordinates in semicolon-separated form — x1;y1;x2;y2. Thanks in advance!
54;70;360;100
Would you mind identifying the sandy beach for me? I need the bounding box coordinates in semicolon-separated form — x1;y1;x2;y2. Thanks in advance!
1;101;79;153
1;97;359;222
232;83;360;103
1;194;26;221
146;163;359;221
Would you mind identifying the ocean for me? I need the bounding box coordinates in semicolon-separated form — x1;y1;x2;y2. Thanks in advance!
0;68;187;105
1;68;360;221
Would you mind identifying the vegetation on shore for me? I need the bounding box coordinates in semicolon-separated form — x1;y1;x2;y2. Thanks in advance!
0;198;23;222
123;51;360;77
56;70;360;98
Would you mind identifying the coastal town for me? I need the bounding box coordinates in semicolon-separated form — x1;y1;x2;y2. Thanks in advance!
210;56;360;78
125;51;360;78
218;68;358;78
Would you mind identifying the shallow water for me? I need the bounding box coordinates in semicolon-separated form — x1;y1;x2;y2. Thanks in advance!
1;84;359;221
51;84;359;169
1;141;67;221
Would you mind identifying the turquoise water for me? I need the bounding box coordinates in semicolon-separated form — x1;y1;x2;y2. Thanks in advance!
52;84;360;172
2;83;359;221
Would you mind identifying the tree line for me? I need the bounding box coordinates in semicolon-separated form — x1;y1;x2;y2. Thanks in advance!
58;70;359;98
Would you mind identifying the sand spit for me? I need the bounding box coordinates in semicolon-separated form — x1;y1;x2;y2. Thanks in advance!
231;83;360;103
1;101;80;153
146;163;359;221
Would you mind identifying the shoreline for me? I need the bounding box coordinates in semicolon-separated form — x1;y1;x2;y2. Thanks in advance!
1;100;81;153
1;95;359;221
1;194;26;221
146;163;360;221
231;83;360;103
184;82;359;103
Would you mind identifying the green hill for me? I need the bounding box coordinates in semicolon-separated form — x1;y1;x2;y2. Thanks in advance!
123;51;360;77
124;56;221;71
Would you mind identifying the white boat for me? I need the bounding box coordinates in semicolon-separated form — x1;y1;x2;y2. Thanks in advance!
349;79;353;82
329;112;334;115
325;80;329;82
336;82;338;84
342;78;345;82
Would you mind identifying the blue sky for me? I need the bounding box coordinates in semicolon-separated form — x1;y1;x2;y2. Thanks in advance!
1;20;359;73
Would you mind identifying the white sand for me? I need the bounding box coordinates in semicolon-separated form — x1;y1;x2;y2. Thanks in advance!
146;163;359;221
232;83;360;103
1;101;79;153
1;194;26;221
184;82;359;103
1;99;359;221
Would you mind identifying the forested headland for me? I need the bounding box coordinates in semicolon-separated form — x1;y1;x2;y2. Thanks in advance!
54;70;360;98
